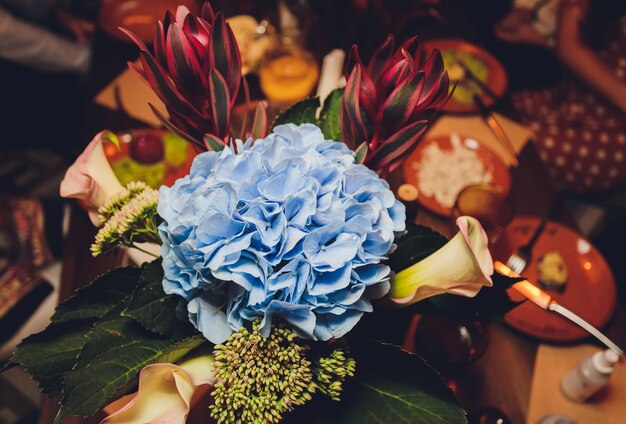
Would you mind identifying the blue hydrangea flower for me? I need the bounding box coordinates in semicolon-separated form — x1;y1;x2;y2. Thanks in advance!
158;124;405;344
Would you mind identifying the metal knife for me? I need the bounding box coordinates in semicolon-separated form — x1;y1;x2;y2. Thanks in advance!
472;94;519;167
455;59;500;100
494;261;624;356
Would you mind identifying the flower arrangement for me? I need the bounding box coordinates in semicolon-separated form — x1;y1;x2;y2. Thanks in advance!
4;3;521;424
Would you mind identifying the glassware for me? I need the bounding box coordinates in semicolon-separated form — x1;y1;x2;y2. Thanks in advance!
468;407;512;424
259;0;319;108
258;46;319;107
451;184;514;244
415;315;489;375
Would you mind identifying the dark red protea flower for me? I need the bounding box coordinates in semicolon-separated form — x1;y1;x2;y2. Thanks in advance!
342;35;450;174
122;3;267;150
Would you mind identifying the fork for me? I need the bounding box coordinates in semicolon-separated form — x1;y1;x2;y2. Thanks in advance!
506;199;561;275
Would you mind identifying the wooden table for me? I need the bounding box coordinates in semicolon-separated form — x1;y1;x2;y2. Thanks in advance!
408;144;626;424
409;142;560;424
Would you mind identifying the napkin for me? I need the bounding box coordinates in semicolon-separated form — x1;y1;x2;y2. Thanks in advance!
94;63;165;127
527;344;626;424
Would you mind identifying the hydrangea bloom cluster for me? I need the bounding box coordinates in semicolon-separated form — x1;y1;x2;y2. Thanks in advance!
158;124;405;344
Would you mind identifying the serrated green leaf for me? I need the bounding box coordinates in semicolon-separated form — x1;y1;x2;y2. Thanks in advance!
11;320;96;400
52;267;141;323
123;259;196;338
271;97;319;129
290;341;466;424
0;359;13;373
388;223;447;274
54;315;175;424
156;335;207;364
318;88;344;141
9;260;207;424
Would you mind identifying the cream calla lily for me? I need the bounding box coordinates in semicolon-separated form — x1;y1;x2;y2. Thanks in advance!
101;353;216;424
60;131;123;225
389;216;493;305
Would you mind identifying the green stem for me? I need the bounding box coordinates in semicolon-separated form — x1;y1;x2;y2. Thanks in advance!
130;244;159;258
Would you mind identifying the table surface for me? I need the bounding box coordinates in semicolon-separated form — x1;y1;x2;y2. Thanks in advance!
37;19;626;424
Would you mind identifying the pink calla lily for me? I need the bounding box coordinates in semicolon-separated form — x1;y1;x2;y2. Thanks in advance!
59;131;123;225
101;353;216;424
389;216;493;305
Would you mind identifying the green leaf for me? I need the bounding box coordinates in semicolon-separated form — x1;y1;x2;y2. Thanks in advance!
318;88;344;141
204;134;226;152
148;103;203;147
290;341;466;424
251;100;269;139
271;97;319;129
0;359;14;373
354;142;368;164
9;261;208;423
52;267;141;323
388;223;448;274
156;335;207;364
10;320;96;401
367;120;428;170
55;315;190;424
208;68;231;137
123;259;196;339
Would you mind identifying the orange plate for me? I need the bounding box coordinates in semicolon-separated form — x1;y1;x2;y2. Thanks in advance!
423;39;508;114
402;134;511;217
493;217;617;343
98;0;200;43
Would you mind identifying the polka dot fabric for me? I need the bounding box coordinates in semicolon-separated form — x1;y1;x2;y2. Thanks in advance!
511;16;626;193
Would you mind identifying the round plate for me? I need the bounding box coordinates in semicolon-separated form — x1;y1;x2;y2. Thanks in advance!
98;0;200;43
423;39;508;114
402;134;511;217
104;129;195;188
492;217;617;342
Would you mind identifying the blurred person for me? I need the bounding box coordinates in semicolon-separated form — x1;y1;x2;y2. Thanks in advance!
0;0;95;73
0;1;98;152
495;0;626;193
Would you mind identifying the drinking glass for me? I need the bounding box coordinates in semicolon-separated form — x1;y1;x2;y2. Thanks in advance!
451;184;514;244
258;46;319;108
415;315;489;375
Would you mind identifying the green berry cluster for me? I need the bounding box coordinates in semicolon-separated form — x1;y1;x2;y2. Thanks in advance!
210;322;357;424
91;182;161;256
210;321;316;424
312;346;356;401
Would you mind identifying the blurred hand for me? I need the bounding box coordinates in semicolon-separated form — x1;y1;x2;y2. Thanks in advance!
494;8;548;47
56;9;95;44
